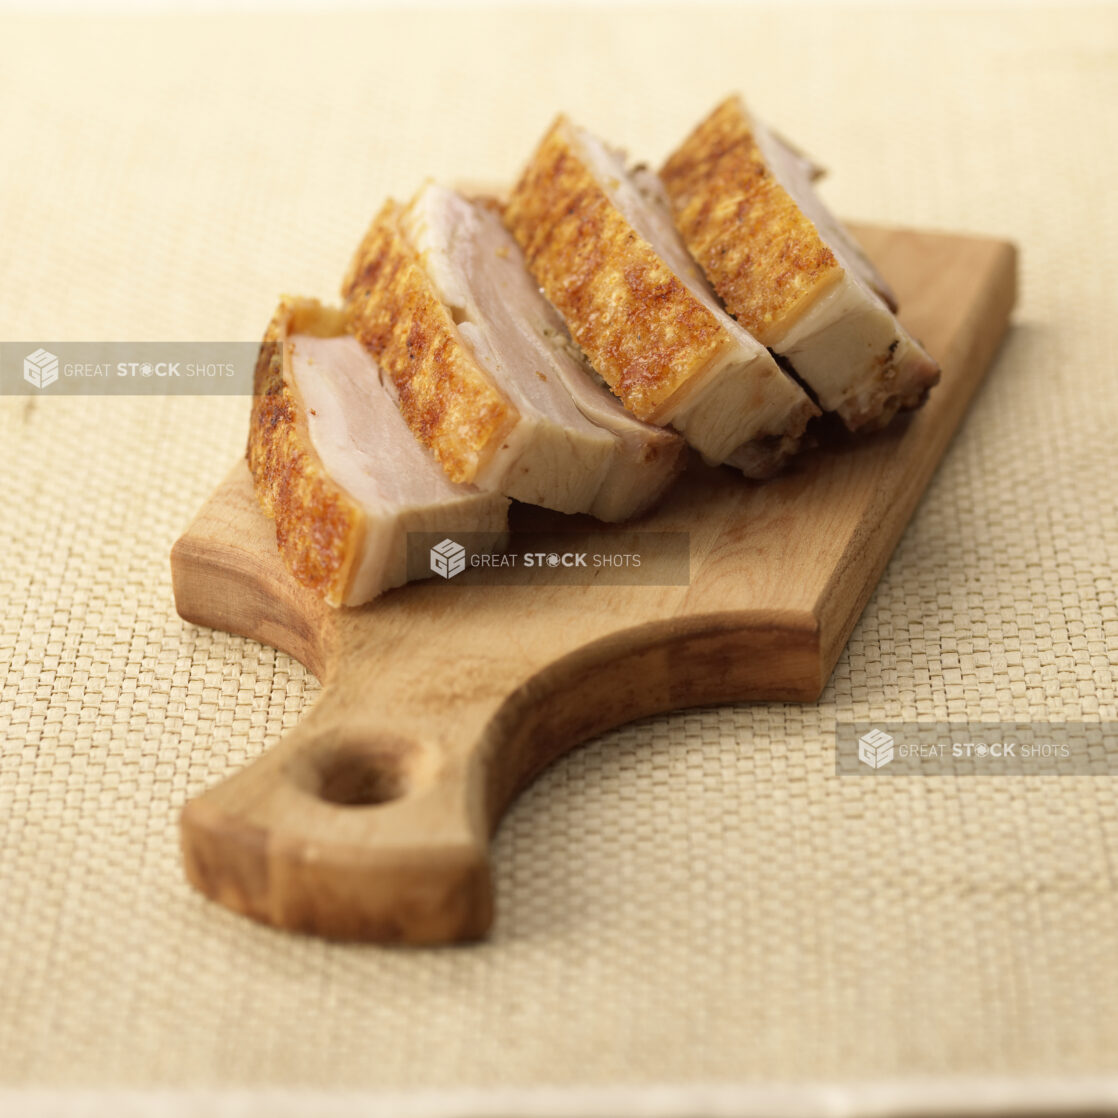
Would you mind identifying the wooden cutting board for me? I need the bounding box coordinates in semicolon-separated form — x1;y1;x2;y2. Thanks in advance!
173;224;1017;944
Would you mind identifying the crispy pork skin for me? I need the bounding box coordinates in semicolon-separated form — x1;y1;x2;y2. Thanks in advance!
344;185;684;517
503;115;819;476
247;297;508;607
660;95;940;432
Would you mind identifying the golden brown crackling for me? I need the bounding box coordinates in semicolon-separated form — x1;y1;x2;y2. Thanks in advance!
342;198;518;484
503;116;733;423
660;95;841;344
246;298;363;605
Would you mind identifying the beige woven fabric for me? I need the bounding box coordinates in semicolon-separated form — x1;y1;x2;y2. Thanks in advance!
1;4;1117;1113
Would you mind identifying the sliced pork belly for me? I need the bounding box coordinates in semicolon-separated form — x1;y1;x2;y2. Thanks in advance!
503;115;819;477
343;186;683;517
246;297;508;607
660;95;940;432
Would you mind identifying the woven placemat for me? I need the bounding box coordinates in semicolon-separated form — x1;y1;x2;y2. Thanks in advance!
1;5;1116;1114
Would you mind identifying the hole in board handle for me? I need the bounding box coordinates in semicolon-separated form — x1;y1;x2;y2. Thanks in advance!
317;746;406;805
288;734;425;808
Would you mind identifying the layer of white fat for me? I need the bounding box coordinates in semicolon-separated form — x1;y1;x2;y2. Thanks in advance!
570;122;812;465
289;332;509;607
753;114;934;420
402;184;619;516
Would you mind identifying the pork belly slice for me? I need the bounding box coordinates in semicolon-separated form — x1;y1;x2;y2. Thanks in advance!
503;115;819;476
246;297;508;607
343;188;682;517
660;95;940;432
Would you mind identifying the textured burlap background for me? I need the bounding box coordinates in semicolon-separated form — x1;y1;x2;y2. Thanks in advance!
1;5;1117;1116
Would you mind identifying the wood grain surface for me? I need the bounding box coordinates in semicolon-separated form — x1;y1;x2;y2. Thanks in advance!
172;224;1017;943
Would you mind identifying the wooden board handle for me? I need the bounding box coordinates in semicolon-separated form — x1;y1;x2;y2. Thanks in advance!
178;612;817;942
180;689;495;942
